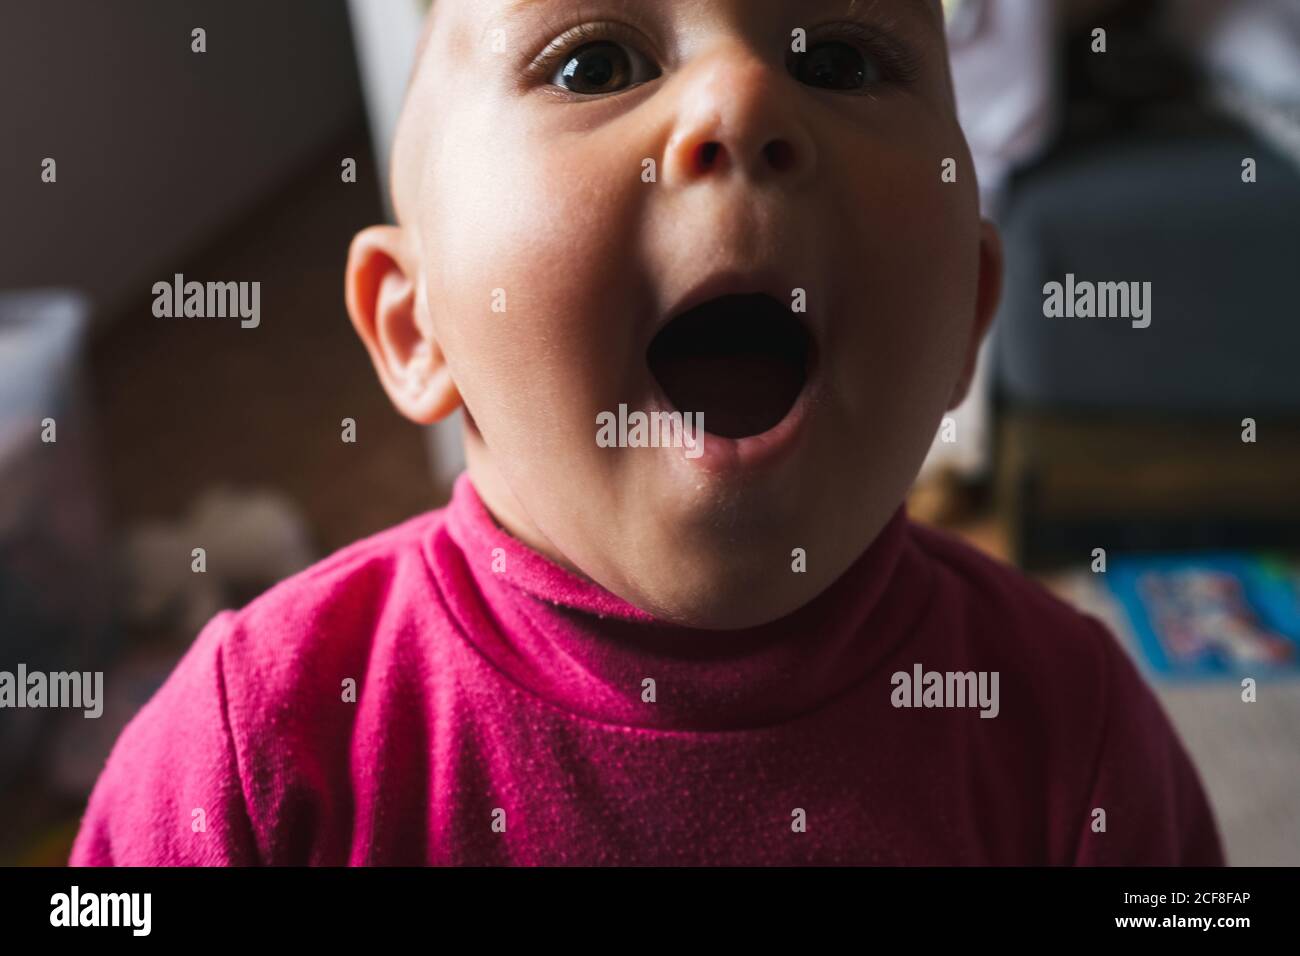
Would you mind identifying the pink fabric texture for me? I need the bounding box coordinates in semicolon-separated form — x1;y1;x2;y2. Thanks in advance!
70;473;1224;865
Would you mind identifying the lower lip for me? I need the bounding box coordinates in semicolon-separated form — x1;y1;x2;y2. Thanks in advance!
647;374;819;476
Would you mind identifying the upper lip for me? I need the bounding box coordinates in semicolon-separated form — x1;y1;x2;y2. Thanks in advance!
657;268;818;338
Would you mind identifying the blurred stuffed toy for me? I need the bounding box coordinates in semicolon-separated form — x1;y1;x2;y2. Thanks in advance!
122;487;316;642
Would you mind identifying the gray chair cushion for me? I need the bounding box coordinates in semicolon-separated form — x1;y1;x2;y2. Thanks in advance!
993;129;1300;413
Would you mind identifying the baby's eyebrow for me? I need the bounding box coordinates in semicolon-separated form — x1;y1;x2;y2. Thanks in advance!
501;0;946;34
502;0;562;16
844;0;946;35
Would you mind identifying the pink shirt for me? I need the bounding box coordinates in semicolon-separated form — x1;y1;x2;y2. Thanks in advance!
71;474;1223;865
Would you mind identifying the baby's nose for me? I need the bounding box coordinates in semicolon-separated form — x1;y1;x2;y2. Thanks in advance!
662;45;817;188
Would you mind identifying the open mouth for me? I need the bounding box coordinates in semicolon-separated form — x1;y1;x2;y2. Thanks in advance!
647;293;815;440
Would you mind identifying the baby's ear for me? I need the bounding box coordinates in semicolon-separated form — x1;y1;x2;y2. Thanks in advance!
346;225;461;424
947;219;1003;410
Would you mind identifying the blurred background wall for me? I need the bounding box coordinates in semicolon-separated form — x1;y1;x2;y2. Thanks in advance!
0;0;363;324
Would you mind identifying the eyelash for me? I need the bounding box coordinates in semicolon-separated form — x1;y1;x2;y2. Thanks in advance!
524;20;658;95
523;19;922;98
808;20;923;87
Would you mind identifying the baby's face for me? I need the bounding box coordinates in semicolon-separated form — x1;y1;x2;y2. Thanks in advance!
349;0;1001;628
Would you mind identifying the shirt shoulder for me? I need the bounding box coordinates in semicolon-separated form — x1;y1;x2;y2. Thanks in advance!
71;506;459;865
223;505;451;670
904;519;1224;864
215;503;455;752
905;518;1152;739
905;519;1116;676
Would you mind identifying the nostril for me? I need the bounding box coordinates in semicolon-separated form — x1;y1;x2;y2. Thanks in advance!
686;138;801;177
764;139;797;173
697;141;723;171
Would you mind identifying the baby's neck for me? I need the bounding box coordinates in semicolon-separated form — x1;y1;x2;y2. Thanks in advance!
435;472;924;731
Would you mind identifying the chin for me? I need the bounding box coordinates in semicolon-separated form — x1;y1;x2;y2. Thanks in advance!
619;542;838;631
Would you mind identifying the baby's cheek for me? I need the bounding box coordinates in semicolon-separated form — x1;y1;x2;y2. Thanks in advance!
425;224;629;468
830;153;977;439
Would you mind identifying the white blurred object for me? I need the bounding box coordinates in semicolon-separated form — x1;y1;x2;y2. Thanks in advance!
1167;0;1300;173
918;335;998;481
345;0;426;222
347;0;465;487
124;487;316;639
0;289;109;780
946;0;1059;217
1168;0;1300;105
0;290;90;491
919;0;1059;482
424;407;465;492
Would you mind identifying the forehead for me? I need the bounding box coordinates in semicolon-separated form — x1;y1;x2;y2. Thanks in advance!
487;0;943;16
422;0;947;47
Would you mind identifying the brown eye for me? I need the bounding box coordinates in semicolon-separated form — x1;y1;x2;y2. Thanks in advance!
790;41;881;91
552;40;658;95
